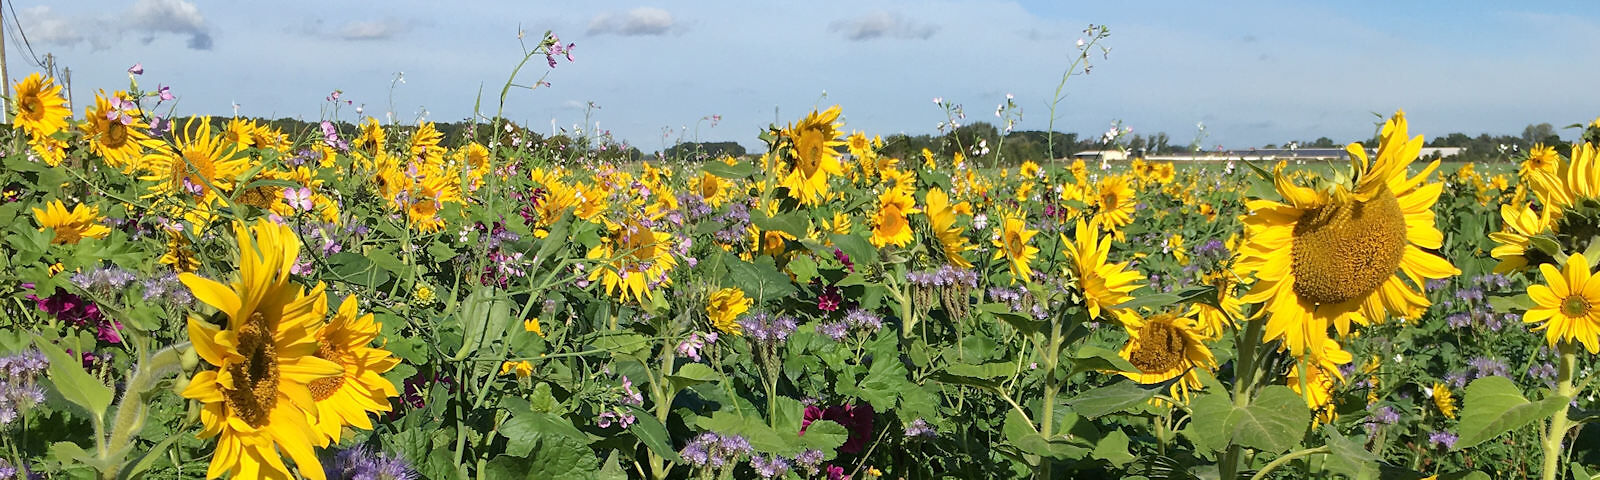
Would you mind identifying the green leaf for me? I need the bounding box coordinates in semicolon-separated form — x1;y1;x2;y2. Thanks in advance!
943;362;1014;380
1067;346;1138;378
724;254;797;303
1114;284;1215;311
502;412;590;457
1323;429;1382;480
627;408;682;464
327;252;392;288
829;233;878;265
528;434;598;478
797;420;849;459
753;211;809;239
856;355;910;411
1530;234;1563;258
979;303;1046;336
1092;429;1135;467
703;159;755;179
1454;375;1569;451
668;363;722;392
1064;381;1160;419
454;286;512;360
787;254;819;284
1232;385;1309;454
34;333;113;423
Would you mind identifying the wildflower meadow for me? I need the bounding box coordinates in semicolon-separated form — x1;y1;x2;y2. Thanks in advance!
4;24;1600;480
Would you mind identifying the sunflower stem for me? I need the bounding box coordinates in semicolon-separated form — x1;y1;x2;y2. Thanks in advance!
1540;341;1577;480
1222;315;1266;480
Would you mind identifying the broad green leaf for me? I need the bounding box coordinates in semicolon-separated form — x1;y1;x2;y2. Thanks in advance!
1454;375;1568;451
502;412;590;457
829;233;878;265
724;254;797;302
1232;385;1309;454
1064;381;1160;419
528;433;598;478
797;419;849;459
1114;284;1215;311
703;159;755;179
1323;429;1381;480
35;334;113;423
856;356;910;411
627;409;682;463
943;362;1014;380
1092;429;1135;467
1067;345;1138;378
455;286;512;360
753;211;809;239
668;363;722;392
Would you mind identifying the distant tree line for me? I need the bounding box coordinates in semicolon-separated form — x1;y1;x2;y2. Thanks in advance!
165;116;1579;166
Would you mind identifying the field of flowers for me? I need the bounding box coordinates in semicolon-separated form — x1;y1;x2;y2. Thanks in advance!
5;34;1600;480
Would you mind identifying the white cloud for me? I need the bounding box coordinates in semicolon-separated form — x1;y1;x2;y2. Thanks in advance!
588;7;678;36
17;6;85;47
338;19;412;41
829;11;938;41
128;0;214;49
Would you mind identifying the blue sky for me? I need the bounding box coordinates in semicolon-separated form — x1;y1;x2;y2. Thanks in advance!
8;0;1600;153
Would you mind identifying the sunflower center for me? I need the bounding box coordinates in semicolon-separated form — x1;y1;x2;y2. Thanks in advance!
105;123;129;148
20;95;44;118
1006;231;1024;256
308;340;351;401
1290;187;1407;305
1129;318;1187;374
1562;295;1590;317
223;312;280;428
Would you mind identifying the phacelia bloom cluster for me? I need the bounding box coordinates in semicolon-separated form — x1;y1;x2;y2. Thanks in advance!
0;350;49;425
749;454;792;479
70;266;137;296
906;265;978;288
679;432;753;469
903;418;936;439
322;445;417;480
818;308;885;342
739;312;798;346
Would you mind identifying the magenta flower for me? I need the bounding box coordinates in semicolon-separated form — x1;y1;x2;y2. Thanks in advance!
127;63;143;75
284;187;314;211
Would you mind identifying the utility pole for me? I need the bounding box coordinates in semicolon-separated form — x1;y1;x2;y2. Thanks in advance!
1;0;10;124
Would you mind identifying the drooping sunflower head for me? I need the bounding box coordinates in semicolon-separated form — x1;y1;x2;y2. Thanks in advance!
925;188;974;268
1115;310;1216;402
12;73;71;138
410;121;445;166
1064;218;1143;318
33;200;112;245
355;117;386;152
1236;110;1457;359
706;287;752;335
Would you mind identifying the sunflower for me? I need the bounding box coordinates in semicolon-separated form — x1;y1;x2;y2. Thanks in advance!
1234;110;1458;359
846;131;873;159
1114;310;1216;402
1524;252;1600;353
1520;143;1560;179
1064;219;1143;319
160;227;201;272
81;91;160;171
1287;338;1351;426
307;295;400;443
179;220;344;480
1489;204;1552;274
1093;174;1136;239
222;118;257;148
409;122;445;167
29;135;68;167
706;287;752;335
33;200;112;244
925;188;974;268
140;117;248;201
1430;382;1457;419
992;212;1039;283
405;170;460;233
1193;272;1242;340
780;106;846;205
587;218;678;302
354;117;386;152
691;171;731;208
11;73;71;138
870;188;919;248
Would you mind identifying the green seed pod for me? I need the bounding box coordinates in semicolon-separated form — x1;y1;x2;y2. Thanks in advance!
180;346;200;371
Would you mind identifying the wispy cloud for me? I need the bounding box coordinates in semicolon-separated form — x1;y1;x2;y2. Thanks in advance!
16;6;86;47
588;7;679;36
128;0;214;50
336;19;413;41
829;11;938;41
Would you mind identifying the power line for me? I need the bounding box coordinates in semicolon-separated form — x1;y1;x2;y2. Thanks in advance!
5;0;43;70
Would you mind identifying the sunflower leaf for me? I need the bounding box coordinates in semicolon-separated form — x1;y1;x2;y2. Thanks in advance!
1064;381;1160;419
1453;375;1568;451
702;159;755;179
34;333;113;425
